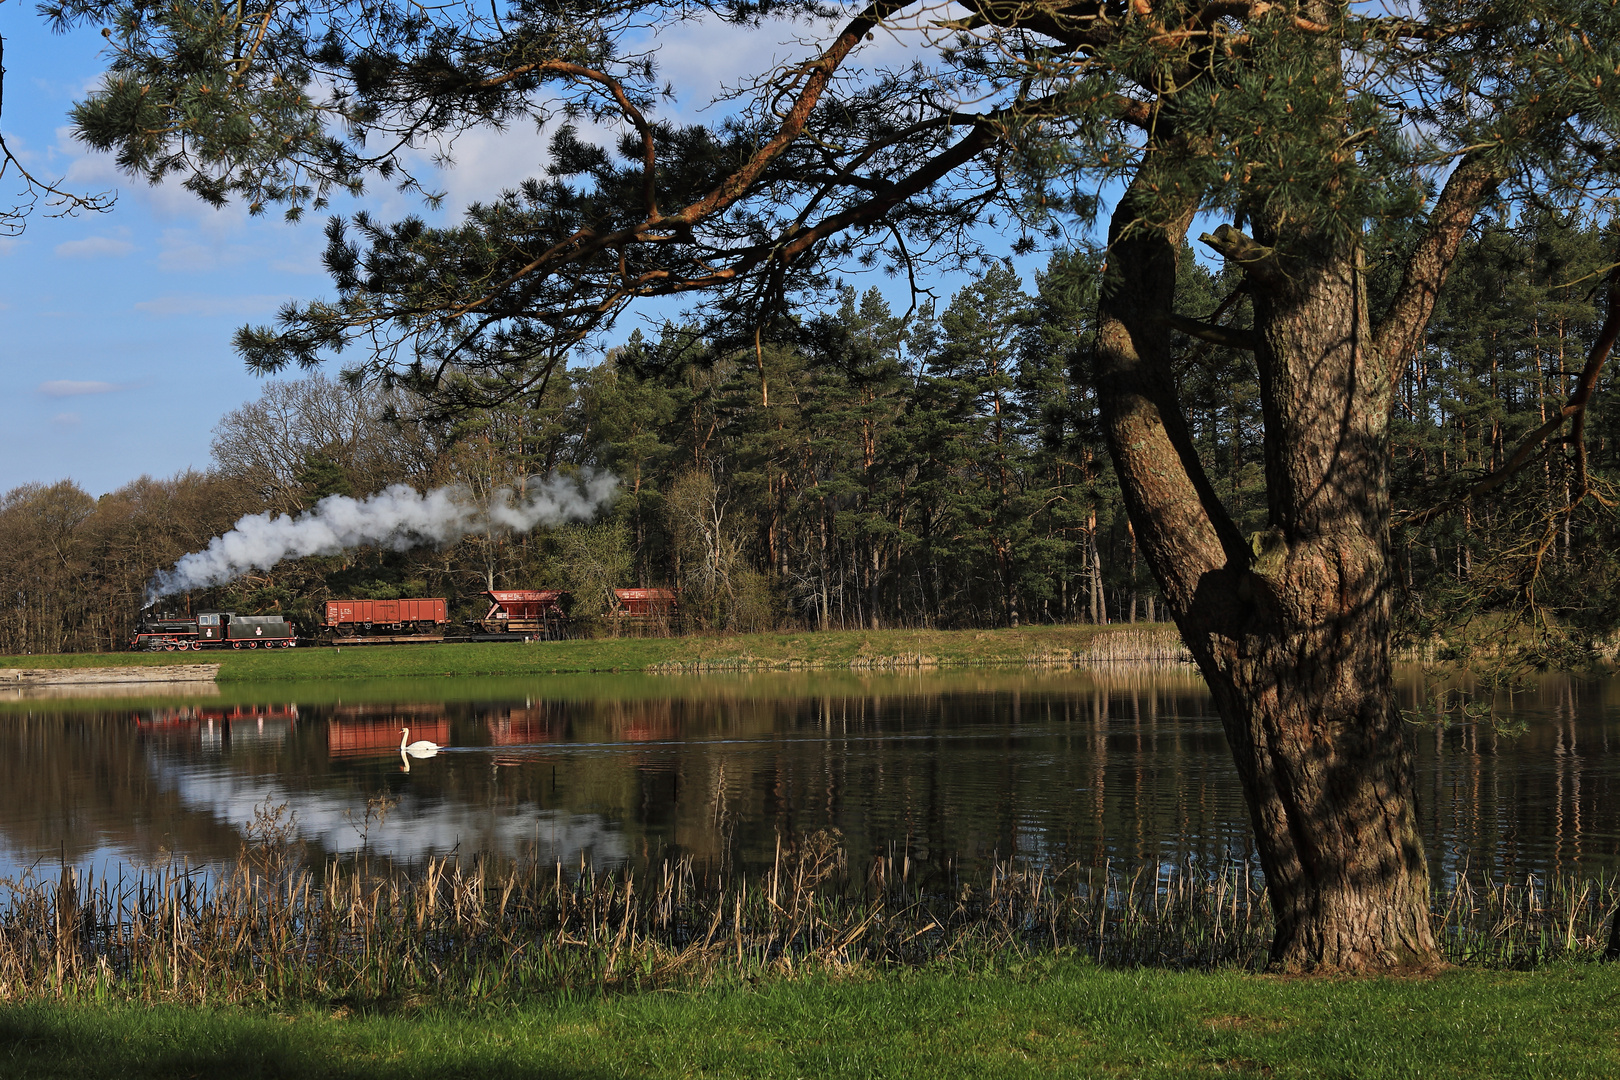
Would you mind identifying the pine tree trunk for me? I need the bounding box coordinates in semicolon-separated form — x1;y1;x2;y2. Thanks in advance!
1091;175;1440;971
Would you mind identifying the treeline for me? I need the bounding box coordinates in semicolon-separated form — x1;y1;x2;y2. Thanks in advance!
4;214;1619;653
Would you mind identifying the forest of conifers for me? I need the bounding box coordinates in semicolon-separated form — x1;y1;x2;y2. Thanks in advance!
5;214;1619;654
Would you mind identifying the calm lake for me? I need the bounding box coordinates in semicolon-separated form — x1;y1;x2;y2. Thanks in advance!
1;667;1616;887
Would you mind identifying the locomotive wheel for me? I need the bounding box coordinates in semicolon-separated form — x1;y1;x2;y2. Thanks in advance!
249;640;259;649
163;644;176;652
232;642;243;650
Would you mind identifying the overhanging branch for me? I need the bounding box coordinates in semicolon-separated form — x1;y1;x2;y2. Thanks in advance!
1165;313;1256;351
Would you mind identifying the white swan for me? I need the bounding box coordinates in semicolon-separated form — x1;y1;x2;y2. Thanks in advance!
400;727;442;758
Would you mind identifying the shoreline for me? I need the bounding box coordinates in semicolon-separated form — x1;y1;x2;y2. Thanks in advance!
0;624;1193;683
1;664;222;700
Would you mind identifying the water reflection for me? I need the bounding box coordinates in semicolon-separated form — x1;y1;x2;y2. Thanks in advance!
0;668;1616;887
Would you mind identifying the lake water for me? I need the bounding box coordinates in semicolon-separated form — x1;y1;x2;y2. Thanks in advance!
1;667;1616;887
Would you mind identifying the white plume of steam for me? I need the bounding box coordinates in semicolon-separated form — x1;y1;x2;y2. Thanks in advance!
147;470;618;603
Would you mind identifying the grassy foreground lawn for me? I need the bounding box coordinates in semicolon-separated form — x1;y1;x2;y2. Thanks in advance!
0;624;1182;682
2;962;1616;1079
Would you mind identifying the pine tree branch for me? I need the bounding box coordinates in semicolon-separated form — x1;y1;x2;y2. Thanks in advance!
1372;149;1503;379
1402;266;1620;528
1165;313;1256;351
1198;224;1284;286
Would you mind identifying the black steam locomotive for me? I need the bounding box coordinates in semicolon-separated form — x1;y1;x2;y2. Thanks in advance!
131;610;297;651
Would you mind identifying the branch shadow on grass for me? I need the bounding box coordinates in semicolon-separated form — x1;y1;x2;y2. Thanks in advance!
0;1004;619;1080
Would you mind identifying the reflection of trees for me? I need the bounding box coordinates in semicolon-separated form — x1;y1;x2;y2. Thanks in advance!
2;672;1617;885
0;712;260;866
1419;673;1620;886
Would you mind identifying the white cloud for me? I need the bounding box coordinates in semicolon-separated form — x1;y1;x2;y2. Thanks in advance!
39;380;126;397
56;127;248;230
155;228;253;272
134;293;291;318
270;251;326;275
54;235;134;259
424;123;555;213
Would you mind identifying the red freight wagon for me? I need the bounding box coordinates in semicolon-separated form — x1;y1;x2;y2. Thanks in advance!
324;598;449;635
613;588;679;619
479;590;567;635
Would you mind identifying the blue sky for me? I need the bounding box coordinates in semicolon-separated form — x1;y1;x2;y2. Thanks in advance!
1;10;336;495
0;7;1067;497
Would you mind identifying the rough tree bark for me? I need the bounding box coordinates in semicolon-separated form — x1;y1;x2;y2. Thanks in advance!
1090;131;1500;968
1072;0;1539;967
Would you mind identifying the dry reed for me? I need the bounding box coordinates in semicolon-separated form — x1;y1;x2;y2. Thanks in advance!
1;825;1614;1004
1075;627;1194;664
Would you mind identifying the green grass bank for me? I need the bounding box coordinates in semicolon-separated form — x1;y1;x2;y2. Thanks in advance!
3;961;1616;1079
0;624;1188;682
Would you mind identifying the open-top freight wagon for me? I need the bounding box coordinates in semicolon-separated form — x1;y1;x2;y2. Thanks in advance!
322;598;450;640
130;611;297;651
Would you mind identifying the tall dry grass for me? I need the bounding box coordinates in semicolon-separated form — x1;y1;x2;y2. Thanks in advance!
1;822;1615;1003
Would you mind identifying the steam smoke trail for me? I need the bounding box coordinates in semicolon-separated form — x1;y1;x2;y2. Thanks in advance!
147;470;617;603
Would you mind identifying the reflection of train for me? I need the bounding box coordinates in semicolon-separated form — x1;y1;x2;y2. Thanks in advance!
137;704;300;727
134;704;299;752
487;706;562;745
131;611;296;651
328;704;449;758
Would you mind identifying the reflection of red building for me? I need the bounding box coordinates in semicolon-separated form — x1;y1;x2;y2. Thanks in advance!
486;708;559;746
328;716;450;758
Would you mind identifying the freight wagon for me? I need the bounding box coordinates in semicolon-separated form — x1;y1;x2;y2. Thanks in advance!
612;588;679;620
323;598;450;638
478;590;568;639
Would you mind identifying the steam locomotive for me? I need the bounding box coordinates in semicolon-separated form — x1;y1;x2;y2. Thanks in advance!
130;611;297;651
